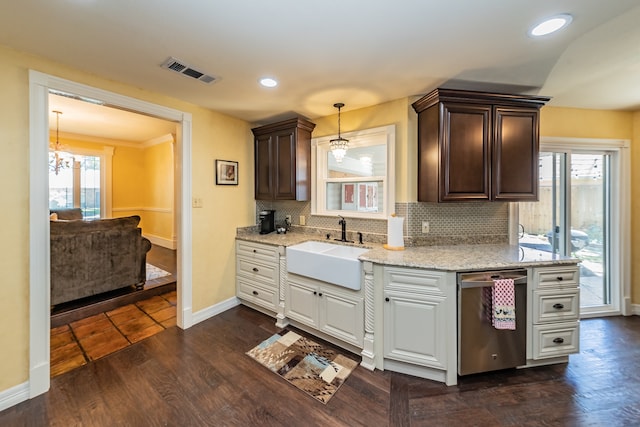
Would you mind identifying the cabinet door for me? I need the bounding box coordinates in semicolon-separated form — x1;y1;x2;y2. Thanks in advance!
273;129;296;200
319;289;364;347
383;292;447;369
493;107;539;201
440;102;491;201
285;280;318;328
254;134;273;200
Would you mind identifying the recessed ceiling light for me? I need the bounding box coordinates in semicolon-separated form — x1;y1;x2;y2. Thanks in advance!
259;77;278;88
529;14;573;37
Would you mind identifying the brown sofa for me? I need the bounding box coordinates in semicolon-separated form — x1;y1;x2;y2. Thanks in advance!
50;211;152;306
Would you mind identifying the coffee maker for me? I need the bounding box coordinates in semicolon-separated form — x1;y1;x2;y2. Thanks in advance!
259;210;276;234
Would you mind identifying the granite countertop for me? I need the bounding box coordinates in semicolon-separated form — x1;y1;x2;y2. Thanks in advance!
359;244;579;272
236;229;579;272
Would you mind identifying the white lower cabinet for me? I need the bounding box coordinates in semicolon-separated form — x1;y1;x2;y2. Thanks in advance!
236;240;280;313
381;267;455;383
286;274;364;348
530;265;580;360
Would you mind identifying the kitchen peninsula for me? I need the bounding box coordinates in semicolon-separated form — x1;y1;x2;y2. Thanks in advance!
236;229;580;385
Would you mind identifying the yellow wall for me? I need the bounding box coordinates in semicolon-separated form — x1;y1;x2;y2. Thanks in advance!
0;44;254;393
541;106;633;139
141;140;175;243
112;144;145;215
311;98;417;202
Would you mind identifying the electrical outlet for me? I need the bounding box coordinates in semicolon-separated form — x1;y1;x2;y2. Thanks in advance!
285;215;292;223
299;215;306;226
192;197;203;208
422;221;430;234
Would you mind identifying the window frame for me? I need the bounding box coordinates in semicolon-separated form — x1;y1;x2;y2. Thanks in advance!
311;124;395;219
49;145;114;218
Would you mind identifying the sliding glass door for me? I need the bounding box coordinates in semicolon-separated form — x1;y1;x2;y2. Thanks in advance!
519;150;614;312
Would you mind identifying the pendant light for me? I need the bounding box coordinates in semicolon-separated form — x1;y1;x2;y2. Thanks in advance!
330;103;348;163
49;110;71;175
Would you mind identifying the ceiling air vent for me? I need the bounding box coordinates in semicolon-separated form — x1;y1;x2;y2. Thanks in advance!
161;57;218;84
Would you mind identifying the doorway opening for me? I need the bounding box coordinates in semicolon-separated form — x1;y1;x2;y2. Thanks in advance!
29;70;194;398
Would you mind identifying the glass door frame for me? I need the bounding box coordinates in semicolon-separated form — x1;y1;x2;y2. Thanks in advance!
511;137;631;317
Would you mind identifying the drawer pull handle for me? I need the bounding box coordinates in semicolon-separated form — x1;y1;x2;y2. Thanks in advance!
557;276;564;281
553;303;564;310
253;249;257;253
553;337;564;344
252;267;259;272
252;290;258;296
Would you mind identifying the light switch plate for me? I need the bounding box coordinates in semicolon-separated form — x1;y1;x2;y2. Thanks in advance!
422;221;429;233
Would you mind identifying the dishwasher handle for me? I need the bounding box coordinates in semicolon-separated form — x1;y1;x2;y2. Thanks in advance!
459;274;527;289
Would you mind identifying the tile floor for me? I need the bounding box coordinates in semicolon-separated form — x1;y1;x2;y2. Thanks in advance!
50;290;177;378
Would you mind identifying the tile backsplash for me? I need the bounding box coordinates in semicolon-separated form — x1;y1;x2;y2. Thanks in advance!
256;200;509;246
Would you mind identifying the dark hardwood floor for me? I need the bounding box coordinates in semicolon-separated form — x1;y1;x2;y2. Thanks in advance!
3;306;639;426
51;245;177;328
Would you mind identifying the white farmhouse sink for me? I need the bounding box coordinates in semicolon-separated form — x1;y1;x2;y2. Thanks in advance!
286;241;368;290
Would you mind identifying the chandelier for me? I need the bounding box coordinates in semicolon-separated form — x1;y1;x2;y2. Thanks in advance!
329;103;348;163
49;110;72;175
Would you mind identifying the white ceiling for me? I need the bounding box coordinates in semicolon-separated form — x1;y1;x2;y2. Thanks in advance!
2;1;640;141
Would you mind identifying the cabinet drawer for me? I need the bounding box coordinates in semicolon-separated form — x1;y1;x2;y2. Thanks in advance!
237;258;278;284
532;288;580;323
236;240;279;264
532;321;579;359
533;266;579;289
383;267;447;296
237;277;278;311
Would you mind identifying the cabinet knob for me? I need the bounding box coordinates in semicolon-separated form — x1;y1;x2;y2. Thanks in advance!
253;249;257;253
318;293;323;297
252;267;259;272
557;276;564;281
313;291;317;295
553;303;564;310
252;290;258;296
552;337;564;344
385;297;390;302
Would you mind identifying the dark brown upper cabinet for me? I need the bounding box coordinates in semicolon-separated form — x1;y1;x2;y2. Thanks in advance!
252;118;316;201
412;88;549;202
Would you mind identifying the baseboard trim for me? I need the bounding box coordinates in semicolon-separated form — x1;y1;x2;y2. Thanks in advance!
144;233;176;250
0;381;30;412
631;303;640;316
191;297;240;326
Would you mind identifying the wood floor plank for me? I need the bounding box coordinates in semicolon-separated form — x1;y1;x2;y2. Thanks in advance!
2;306;640;426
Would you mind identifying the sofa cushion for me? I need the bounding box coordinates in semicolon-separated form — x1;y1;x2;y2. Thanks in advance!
50;208;83;220
50;215;141;235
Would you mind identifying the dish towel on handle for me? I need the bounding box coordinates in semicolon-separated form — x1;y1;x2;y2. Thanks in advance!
492;278;516;330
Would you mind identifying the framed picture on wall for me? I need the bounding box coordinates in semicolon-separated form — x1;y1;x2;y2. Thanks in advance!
215;159;238;185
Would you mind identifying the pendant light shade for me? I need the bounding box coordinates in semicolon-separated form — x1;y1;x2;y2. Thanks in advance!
330;103;348;163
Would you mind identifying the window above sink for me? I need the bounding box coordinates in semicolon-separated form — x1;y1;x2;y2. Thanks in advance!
311;125;395;220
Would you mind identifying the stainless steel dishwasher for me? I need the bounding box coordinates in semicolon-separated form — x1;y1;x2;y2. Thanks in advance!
458;269;527;376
